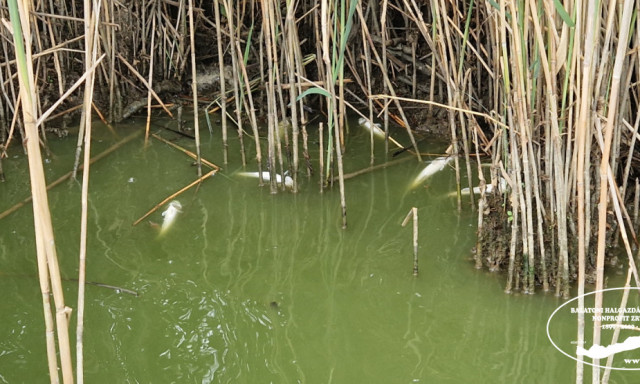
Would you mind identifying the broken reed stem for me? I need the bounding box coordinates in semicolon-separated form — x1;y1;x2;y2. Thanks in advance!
401;207;419;276
132;169;216;226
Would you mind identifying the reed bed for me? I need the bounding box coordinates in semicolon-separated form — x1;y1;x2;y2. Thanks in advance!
4;1;640;382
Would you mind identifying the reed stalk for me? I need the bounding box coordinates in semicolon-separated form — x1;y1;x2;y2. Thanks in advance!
214;0;228;164
401;207;419;276
592;1;635;378
76;1;102;381
234;41;263;178
187;0;202;177
144;16;156;145
320;0;346;225
7;0;73;381
262;0;278;192
223;0;247;167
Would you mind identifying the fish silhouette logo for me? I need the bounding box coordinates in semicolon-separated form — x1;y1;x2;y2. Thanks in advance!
547;287;640;371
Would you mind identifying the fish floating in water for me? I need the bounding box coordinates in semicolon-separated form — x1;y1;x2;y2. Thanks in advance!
410;156;454;189
160;200;182;235
460;178;508;195
237;171;294;189
358;117;386;139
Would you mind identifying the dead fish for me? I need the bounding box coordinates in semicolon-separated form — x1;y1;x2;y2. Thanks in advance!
160;200;182;235
460;178;507;195
237;171;294;189
410;156;454;189
358;117;386;139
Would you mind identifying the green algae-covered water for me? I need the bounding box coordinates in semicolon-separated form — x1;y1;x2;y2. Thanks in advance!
0;117;635;383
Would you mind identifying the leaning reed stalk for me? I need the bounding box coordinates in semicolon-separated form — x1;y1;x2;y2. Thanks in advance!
8;0;73;381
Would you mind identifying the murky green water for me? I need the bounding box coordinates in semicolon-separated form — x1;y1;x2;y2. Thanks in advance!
0;117;635;383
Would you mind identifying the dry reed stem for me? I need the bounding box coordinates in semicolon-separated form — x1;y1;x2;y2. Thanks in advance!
592;1;635;375
132;169;216;226
8;0;74;380
214;0;228;164
144;17;156;145
151;133;219;170
77;2;102;380
401;207;419;276
116;54;173;118
187;0;202;177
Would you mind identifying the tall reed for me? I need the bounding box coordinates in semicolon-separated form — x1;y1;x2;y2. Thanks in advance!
7;0;73;382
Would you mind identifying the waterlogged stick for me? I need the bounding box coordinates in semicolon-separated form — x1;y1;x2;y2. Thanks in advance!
402;207;419;276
